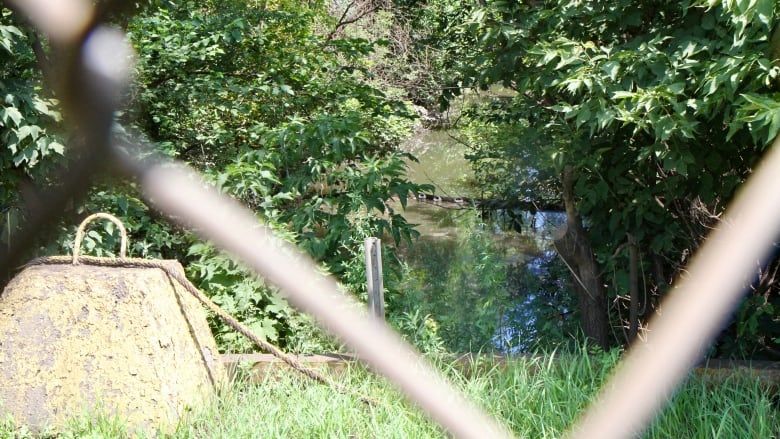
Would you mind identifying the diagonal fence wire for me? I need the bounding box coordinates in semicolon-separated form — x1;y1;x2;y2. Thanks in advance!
4;1;780;438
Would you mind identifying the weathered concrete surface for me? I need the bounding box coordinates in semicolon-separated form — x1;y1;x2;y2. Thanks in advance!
0;261;225;435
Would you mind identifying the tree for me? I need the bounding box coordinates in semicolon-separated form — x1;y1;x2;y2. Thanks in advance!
0;8;66;283
1;1;430;352
119;0;431;350
439;0;780;353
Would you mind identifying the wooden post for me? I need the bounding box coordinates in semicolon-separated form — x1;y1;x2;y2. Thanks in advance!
365;237;384;319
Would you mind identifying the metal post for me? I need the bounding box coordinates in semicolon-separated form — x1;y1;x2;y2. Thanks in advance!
364;237;384;319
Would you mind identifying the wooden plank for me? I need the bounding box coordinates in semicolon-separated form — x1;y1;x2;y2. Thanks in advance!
222;353;360;383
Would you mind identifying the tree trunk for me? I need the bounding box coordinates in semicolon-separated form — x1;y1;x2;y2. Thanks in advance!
553;166;610;349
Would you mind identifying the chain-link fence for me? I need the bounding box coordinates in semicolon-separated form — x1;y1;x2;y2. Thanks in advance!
3;1;780;438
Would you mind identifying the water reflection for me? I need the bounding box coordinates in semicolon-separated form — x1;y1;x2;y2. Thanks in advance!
403;129;474;197
398;128;571;353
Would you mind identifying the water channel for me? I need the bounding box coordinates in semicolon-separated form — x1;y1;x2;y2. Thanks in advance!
392;128;571;353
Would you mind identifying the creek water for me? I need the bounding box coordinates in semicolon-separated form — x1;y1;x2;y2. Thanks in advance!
391;129;471;238
394;128;567;353
403;129;473;197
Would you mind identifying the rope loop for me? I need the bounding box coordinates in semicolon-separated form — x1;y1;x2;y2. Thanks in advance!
72;212;128;264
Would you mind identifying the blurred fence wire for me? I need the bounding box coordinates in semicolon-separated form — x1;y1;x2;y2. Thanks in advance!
3;1;780;438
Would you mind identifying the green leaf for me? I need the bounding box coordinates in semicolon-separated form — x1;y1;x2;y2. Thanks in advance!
601;61;620;80
117;196;129;213
48;141;65;155
279;84;294;95
575;106;591;128
32;97;61;121
0;24;23;54
87;229;103;243
667;83;686;95
1;106;23;127
754;0;774;27
15;125;41;141
612;91;635;100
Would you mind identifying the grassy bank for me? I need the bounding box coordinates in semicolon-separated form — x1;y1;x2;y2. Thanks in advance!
3;352;778;438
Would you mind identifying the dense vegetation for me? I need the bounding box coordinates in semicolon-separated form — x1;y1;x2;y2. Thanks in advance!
2;1;431;352
387;0;780;357
2;0;780;359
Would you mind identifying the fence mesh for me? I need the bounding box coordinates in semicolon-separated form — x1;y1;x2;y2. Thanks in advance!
3;1;780;438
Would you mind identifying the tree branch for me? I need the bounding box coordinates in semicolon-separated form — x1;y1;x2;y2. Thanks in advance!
325;0;384;42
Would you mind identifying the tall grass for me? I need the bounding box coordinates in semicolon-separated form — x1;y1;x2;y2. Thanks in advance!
2;351;777;438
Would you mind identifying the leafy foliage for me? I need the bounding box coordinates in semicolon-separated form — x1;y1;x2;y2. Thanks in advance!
428;0;780;355
457;95;561;208
118;1;430;351
2;2;429;353
7;0;780;359
0;9;66;258
394;210;512;352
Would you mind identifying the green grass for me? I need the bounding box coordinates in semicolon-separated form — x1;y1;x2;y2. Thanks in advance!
2;352;778;438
